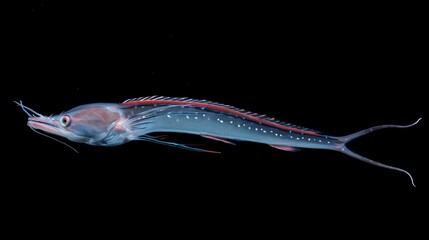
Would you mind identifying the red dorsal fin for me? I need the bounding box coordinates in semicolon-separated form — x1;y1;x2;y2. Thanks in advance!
122;96;321;136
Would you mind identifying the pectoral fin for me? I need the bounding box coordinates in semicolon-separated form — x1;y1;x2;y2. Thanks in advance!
138;135;220;154
200;135;236;145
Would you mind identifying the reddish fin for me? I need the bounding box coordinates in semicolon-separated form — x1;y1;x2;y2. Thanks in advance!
269;145;300;152
201;135;236;145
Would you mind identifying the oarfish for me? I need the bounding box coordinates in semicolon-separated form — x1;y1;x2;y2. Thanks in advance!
15;96;421;186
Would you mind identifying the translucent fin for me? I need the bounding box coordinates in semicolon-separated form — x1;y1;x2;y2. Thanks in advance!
338;146;415;187
200;135;236;145
269;145;300;152
126;105;180;131
334;118;422;187
339;118;422;142
138;135;220;154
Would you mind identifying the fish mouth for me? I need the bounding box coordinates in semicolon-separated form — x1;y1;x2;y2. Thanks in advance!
27;117;64;136
26;116;80;153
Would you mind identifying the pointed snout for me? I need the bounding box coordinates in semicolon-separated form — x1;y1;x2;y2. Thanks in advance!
27;116;63;135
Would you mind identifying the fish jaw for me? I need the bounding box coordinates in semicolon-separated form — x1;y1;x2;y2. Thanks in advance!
27;116;78;142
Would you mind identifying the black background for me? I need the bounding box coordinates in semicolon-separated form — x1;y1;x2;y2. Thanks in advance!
4;1;427;235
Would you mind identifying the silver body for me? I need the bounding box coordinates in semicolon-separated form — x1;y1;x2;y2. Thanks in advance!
123;105;337;149
15;97;419;186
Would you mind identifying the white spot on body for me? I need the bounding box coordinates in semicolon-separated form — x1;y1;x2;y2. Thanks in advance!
237;125;241;128
275;133;278;136
186;116;190;119
319;140;322;142
230;121;234;124
167;115;171;118
203;114;206;117
194;116;198;119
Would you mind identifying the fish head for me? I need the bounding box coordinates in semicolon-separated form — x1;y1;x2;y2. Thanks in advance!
23;103;124;145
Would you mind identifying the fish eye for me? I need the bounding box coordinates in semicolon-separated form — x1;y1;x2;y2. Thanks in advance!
60;115;71;127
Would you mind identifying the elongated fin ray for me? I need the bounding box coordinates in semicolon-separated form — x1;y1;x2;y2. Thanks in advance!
339;118;422;142
14;101;44;117
338;146;415;187
334;118;422;187
201;135;236;145
138;135;220;154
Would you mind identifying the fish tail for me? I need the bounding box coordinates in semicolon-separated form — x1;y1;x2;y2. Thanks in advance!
333;118;422;187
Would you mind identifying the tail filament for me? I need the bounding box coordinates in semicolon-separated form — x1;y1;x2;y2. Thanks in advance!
337;118;421;187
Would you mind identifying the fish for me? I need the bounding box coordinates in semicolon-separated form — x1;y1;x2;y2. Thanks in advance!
15;96;421;186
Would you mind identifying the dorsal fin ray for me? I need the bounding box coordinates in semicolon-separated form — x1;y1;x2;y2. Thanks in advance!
122;96;321;135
